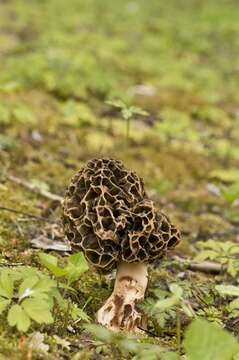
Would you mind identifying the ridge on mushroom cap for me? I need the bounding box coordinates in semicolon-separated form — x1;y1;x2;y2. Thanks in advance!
62;158;180;271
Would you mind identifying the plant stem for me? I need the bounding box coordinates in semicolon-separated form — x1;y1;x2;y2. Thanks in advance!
62;300;71;334
126;117;130;143
61;279;71;333
176;309;181;355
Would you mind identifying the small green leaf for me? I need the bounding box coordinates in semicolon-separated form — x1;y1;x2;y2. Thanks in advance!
85;324;113;343
65;252;88;283
39;252;57;266
105;99;126;109
209;169;239;184
67;252;88;268
184;318;239;360
18;276;55;302
7;304;31;332
229;298;239;311
0;297;11;314
71;304;91;322
128;106;149;116
0;271;14;299
216;285;239;297
38;253;67;277
122;108;133;120
22;298;53;324
50;287;67;310
154;295;179;311
53;335;71;350
18;276;39;300
194;250;218;261
17;267;41;280
197;240;219;251
169;284;183;298
32;278;56;296
181;301;195;318
227;260;238;277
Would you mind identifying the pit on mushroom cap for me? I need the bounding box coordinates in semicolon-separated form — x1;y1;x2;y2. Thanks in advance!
62;158;180;331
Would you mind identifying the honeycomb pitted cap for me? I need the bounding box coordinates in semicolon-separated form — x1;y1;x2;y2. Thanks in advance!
62;158;180;271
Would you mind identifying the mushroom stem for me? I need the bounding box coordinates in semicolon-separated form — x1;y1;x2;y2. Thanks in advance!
96;261;148;331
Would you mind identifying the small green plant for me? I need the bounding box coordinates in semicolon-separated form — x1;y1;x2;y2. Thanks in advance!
0;252;89;332
105;99;148;141
39;252;90;325
86;318;239;360
216;284;239;318
85;323;173;360
38;251;88;284
196;306;223;326
142;283;194;354
152;284;194;316
195;240;239;277
0;267;57;331
143;283;194;328
209;169;239;204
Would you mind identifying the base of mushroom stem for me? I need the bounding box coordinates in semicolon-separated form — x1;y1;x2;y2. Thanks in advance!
96;261;148;331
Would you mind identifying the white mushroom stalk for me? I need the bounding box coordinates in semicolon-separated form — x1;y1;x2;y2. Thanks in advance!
96;261;148;331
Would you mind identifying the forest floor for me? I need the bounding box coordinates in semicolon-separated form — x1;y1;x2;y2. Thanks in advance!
1;0;239;359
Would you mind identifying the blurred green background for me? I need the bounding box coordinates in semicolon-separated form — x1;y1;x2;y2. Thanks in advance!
1;0;239;222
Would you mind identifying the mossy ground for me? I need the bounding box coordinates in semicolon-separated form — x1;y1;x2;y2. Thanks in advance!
0;0;239;358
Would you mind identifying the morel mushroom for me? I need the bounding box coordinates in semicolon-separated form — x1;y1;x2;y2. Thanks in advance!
62;158;180;331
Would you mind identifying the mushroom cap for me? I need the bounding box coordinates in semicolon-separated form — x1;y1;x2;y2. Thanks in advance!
62;158;180;271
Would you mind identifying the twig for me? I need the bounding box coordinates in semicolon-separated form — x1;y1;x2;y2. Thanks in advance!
0;205;54;223
7;174;63;202
138;326;158;337
172;255;224;274
187;260;224;273
0;262;24;267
